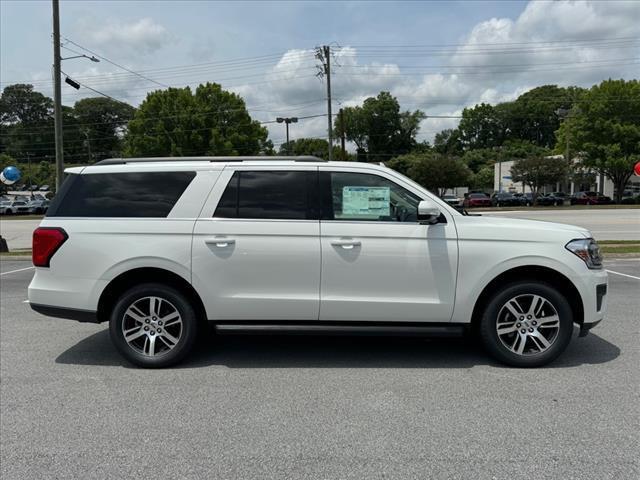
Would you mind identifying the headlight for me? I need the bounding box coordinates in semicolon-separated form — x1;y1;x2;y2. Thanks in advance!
565;238;603;269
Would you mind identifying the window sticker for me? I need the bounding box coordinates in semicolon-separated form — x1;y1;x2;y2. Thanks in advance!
342;186;390;216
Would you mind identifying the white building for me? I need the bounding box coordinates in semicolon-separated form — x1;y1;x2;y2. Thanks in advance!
494;157;640;196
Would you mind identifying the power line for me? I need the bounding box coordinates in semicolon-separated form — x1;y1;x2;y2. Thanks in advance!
61;38;170;89
60;70;130;106
346;36;640;48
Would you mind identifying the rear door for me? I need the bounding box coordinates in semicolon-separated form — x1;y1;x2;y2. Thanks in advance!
318;167;458;323
192;166;321;321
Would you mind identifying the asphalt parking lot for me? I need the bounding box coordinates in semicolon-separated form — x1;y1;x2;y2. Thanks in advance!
1;259;639;479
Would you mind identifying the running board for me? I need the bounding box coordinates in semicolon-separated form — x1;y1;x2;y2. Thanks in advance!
213;322;465;337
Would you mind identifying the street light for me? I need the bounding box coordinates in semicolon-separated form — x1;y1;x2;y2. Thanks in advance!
61;54;99;62
276;117;298;155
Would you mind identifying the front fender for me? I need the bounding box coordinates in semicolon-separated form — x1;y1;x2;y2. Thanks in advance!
451;251;587;324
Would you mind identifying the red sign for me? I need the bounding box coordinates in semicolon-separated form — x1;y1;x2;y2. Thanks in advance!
635;161;640;176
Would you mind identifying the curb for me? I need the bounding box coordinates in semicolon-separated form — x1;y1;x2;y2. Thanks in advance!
0;255;32;261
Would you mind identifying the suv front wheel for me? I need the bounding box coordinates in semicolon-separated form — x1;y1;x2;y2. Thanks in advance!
109;283;199;368
479;282;573;367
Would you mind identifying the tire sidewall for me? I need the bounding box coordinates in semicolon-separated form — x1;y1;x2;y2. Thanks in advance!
109;283;199;368
479;282;573;367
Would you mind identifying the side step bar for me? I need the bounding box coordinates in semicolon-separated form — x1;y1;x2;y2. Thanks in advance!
214;322;465;337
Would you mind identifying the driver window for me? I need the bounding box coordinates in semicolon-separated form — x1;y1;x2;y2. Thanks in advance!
324;172;421;222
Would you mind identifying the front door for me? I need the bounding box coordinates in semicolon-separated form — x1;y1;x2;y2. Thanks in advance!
318;168;458;322
192;167;321;321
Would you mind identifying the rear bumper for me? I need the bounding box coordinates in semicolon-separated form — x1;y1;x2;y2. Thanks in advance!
29;303;99;323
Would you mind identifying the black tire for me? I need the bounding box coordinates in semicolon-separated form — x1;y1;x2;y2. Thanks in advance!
479;281;573;367
109;283;199;368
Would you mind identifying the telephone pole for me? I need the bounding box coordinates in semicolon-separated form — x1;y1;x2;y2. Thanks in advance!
52;0;64;191
316;46;333;161
339;108;346;160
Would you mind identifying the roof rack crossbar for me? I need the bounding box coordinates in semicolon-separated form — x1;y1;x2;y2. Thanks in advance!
93;156;326;166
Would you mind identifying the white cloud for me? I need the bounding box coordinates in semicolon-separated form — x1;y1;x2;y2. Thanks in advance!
79;17;170;56
243;1;639;146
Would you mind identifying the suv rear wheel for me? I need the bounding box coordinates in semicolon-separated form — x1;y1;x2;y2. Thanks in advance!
109;283;199;368
479;282;573;367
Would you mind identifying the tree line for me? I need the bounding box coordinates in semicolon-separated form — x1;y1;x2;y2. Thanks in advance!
1;79;638;202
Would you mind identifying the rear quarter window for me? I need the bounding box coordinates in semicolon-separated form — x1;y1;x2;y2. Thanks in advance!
47;171;196;217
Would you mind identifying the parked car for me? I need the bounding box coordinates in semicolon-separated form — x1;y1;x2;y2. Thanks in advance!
620;192;640;205
38;185;50;192
27;198;49;214
550;192;568;204
442;194;462;207
0;200;30;215
491;192;521;207
537;193;563;206
29;156;608;368
513;192;534;206
463;193;492;208
570;191;612;205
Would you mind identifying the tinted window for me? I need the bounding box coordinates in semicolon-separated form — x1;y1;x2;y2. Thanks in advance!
470;193;486;198
214;171;318;220
321;172;421;222
47;172;195;217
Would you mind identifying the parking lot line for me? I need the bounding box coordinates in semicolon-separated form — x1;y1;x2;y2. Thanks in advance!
0;266;34;276
606;269;640;281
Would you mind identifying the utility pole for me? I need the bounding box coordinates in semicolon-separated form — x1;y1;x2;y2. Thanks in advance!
339;108;346;160
324;46;333;161
316;46;333;161
52;0;64;191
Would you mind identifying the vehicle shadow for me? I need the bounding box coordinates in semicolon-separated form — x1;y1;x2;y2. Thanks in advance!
55;327;621;370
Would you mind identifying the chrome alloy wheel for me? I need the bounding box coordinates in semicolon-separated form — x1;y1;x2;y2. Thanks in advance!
121;296;183;357
496;294;560;356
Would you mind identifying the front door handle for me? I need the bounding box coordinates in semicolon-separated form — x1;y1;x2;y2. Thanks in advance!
330;239;361;249
206;238;235;248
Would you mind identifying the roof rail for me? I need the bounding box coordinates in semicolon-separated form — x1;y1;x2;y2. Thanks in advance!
93;156;325;166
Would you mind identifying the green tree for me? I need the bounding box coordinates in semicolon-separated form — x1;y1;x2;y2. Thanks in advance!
125;83;271;157
457;103;505;150
389;153;472;196
0;84;55;161
433;128;463;155
472;166;495;190
278;137;344;160
334;92;425;161
461;148;498;173
556;79;640;203
73;97;135;162
502;85;585;148
511;156;568;202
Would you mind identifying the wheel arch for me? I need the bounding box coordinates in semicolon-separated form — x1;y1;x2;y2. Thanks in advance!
97;267;207;325
470;265;584;329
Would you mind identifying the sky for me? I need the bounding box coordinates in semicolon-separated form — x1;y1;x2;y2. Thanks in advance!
1;0;639;148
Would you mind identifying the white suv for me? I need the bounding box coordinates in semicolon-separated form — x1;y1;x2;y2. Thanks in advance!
28;157;608;368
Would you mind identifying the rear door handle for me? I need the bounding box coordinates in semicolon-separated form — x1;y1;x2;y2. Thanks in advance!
330;239;361;249
206;238;235;248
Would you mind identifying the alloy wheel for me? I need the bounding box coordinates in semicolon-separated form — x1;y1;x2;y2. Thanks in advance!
495;294;560;356
121;296;183;357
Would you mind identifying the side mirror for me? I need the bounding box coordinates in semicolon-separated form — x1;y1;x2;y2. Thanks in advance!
417;199;441;224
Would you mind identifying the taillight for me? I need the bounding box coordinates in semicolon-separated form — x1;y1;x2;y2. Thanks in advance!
32;227;68;267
